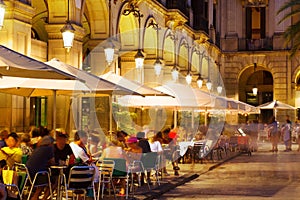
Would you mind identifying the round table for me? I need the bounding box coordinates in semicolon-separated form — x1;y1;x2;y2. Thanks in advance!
50;165;68;200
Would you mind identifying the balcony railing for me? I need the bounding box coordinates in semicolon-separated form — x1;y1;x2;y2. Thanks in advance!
238;38;273;51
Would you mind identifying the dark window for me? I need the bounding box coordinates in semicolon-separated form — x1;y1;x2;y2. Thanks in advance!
246;7;266;40
191;0;208;32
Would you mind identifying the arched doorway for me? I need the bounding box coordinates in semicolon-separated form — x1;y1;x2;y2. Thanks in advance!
239;65;273;123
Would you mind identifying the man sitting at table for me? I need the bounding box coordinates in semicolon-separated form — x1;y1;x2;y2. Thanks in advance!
69;130;99;181
26;135;55;200
54;131;73;165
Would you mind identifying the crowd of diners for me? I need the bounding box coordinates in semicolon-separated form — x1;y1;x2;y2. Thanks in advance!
0;124;181;199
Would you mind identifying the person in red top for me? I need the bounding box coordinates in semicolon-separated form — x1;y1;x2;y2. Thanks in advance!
161;125;180;176
168;125;180;176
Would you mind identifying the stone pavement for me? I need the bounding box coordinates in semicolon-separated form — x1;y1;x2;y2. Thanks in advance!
131;150;241;200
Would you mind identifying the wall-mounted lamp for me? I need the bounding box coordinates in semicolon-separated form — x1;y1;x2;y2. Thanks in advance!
167;30;178;81
61;0;75;52
197;74;203;88
206;79;212;91
148;20;163;76
171;66;179;81
216;60;222;94
206;58;212;91
252;63;258;96
0;0;6;30
123;3;144;69
217;85;222;94
186;72;192;85
154;58;163;76
134;49;144;69
104;0;115;66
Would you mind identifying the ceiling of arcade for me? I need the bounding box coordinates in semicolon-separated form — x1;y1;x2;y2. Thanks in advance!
31;0;108;41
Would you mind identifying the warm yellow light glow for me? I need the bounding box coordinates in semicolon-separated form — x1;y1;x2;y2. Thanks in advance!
61;21;75;51
104;47;114;66
252;86;258;96
171;68;179;81
217;85;222;94
186;73;192;85
206;81;212;91
0;0;6;30
154;58;162;76
135;49;144;69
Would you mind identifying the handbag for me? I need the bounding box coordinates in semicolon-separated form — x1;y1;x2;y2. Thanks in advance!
2;166;19;199
2;166;16;185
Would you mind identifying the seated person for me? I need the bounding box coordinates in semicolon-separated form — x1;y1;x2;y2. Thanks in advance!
88;131;101;158
26;135;55;200
137;131;151;153
20;132;33;156
100;138;129;196
0;130;8;148
54;131;73;165
0;132;22;168
69;130;99;181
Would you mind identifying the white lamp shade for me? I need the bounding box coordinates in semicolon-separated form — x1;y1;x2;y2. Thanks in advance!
135;49;145;69
0;5;5;29
217;85;222;94
252;87;258;96
154;60;162;76
61;21;75;50
62;31;75;50
186;73;192;85
171;69;179;81
206;81;212;91
104;47;114;65
197;79;203;88
135;57;144;69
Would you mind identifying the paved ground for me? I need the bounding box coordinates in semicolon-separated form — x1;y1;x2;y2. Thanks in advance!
132;142;298;200
93;141;300;200
131;149;240;200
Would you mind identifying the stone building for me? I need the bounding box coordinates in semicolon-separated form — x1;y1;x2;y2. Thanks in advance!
0;0;297;133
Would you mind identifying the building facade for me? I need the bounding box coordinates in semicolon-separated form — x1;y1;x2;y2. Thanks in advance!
0;0;297;133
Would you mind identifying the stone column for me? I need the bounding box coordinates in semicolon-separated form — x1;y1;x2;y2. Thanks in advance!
0;1;35;132
44;23;85;132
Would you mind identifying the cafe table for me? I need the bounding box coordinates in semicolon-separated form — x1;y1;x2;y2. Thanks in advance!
50;165;68;200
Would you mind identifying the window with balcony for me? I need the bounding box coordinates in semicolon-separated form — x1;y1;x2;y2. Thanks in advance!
245;1;267;50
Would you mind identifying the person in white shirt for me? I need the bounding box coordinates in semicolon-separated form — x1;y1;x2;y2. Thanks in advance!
69;130;99;181
148;131;163;153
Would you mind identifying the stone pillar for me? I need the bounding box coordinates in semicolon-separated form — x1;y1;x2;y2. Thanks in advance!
0;1;35;132
44;23;85;132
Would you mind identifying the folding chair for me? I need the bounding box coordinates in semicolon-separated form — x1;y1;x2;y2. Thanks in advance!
141;152;161;186
128;160;150;193
67;165;96;200
96;160;116;200
103;158;130;199
26;169;53;200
